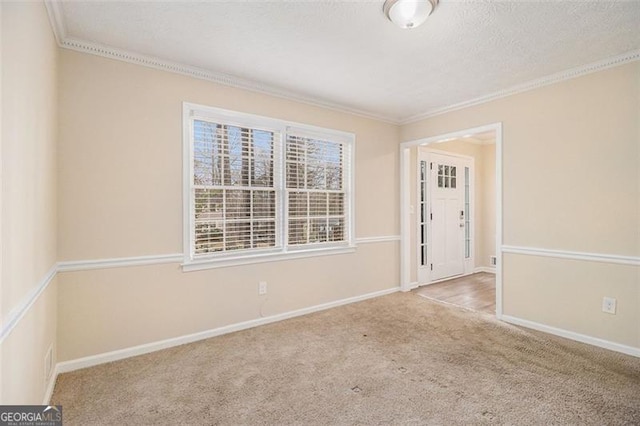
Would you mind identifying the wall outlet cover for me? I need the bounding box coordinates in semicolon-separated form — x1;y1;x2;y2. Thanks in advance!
602;297;616;314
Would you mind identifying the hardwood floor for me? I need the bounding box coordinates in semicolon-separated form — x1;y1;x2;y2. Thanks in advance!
414;272;496;314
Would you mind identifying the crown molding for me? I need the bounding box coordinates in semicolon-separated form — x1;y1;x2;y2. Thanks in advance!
44;0;640;126
44;0;66;46
63;37;397;124
400;49;640;125
43;0;396;124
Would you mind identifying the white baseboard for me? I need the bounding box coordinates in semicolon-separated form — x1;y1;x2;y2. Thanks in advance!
55;286;400;377
42;364;59;404
474;267;496;274
501;315;640;358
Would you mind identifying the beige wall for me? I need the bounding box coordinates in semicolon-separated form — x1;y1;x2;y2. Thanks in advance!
1;1;58;403
481;144;496;268
3;4;637;399
57;50;400;361
402;62;640;349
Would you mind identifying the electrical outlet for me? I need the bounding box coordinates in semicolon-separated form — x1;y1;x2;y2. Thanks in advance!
259;281;267;295
602;297;616;314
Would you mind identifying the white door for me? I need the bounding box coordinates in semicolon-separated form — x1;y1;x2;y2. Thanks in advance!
417;151;473;284
430;154;466;281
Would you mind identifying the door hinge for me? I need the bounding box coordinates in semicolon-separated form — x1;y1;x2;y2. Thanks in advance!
430;162;433;170
430;213;433;220
430;264;433;271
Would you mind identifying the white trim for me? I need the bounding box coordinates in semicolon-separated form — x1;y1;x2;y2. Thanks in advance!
42;364;59;405
401;49;640;124
56;286;400;374
474;267;496;274
0;264;57;344
501;315;640;358
60;37;394;124
57;254;183;273
49;235;399;274
182;246;356;272
43;0;65;46
400;148;411;291
43;1;640;125
356;235;400;244
495;124;503;319
501;245;640;267
182;103;193;264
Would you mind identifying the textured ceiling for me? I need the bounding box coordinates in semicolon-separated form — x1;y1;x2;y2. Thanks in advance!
57;0;640;122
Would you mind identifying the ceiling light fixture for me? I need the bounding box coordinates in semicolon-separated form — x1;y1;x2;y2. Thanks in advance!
383;0;439;29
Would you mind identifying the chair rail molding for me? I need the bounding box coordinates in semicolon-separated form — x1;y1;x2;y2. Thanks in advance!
501;245;640;266
0;264;57;344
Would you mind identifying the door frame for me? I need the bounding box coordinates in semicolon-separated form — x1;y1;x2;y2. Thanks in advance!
417;149;474;284
400;122;503;318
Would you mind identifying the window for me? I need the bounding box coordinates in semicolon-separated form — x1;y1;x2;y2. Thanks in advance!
419;160;427;266
464;166;471;258
437;164;456;189
286;133;346;245
183;103;354;270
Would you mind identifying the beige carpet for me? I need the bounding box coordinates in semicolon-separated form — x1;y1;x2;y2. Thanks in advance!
52;292;640;425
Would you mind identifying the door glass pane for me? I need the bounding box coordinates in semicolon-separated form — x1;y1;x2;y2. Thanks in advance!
420;160;428;266
464;166;470;259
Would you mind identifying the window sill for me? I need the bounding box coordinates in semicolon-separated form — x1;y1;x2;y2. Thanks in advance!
181;245;357;272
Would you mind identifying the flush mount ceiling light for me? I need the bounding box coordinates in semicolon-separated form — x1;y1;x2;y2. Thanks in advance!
383;0;439;29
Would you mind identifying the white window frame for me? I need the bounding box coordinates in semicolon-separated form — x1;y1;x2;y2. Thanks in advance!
182;102;356;271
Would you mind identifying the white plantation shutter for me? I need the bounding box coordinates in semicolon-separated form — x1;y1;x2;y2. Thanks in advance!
186;104;354;266
285;130;350;246
192;120;279;256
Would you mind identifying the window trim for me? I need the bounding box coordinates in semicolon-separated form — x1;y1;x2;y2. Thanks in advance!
182;102;356;270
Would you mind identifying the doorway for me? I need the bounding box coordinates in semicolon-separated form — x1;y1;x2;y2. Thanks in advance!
400;123;503;318
417;151;473;283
